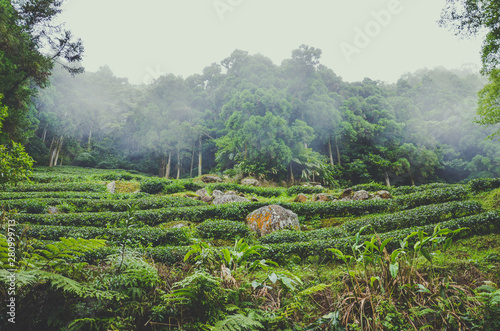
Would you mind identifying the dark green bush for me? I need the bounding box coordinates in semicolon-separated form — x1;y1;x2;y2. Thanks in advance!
391;182;451;195
197;219;251;240
351;182;388;192
2;182;107;192
287;185;325;196
24;224;191;246
467;178;500;193
140;178;172;194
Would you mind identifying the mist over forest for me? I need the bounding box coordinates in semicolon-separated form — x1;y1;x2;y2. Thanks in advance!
25;45;498;187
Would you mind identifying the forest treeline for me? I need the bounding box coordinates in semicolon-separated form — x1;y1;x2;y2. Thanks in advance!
26;46;499;187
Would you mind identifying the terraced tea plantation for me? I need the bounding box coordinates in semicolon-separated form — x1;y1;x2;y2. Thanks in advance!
2;166;500;330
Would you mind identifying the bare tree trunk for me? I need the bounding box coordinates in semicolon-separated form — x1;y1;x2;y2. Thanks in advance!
176;147;181;179
87;125;92;151
53;136;63;167
165;152;171;179
328;137;334;166
409;170;415;186
190;147;195;178
198;136;202;177
289;162;294;183
334;136;341;167
48;138;56;167
159;156;166;177
384;171;391;188
42;127;47;143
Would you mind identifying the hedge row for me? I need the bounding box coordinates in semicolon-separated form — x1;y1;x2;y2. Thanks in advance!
467;178;500;193
260;211;500;263
392;185;468;209
1;196;204;214
0;191;146;201
14;186;470;227
286;185;325;196
196;219;251;240
2;182;107;193
350;182;388;192
77;210;500;265
206;183;285;197
260;200;484;244
24;224;191;246
390;182;452;195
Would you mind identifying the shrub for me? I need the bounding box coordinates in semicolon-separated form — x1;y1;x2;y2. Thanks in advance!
468;178;500;193
287;185;325;196
197;219;251;240
391;182;451;195
2;182;107;192
140;178;172;194
351;182;388;192
24;224;191;246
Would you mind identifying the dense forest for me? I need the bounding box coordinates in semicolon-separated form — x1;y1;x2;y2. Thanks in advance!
27;51;498;187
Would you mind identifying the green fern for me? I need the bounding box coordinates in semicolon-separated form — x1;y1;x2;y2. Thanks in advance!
28;237;106;268
210;311;264;331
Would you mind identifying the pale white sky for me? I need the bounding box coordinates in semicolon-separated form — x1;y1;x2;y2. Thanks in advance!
57;0;484;84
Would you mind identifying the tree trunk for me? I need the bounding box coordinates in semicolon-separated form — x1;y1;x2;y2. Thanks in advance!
87;125;92;151
328;137;334;166
176;147;181;179
159;156;166;177
409;170;415;186
53;136;63;167
334;136;341;167
190;147;195;178
41;127;47;143
289;162;294;183
384;171;391;188
165;152;171;179
48;138;55;167
198;136;202;177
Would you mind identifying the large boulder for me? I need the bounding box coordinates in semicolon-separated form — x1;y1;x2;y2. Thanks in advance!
106;181;116;193
241;178;260;186
196;188;209;198
246;205;300;237
212;192;249;205
352;190;370;201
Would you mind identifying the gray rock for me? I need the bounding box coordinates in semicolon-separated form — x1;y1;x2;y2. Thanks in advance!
196;188;209;198
246;205;300;237
241;178;260;186
352;190;370;201
106;181;116;193
212;190;224;198
171;223;187;229
47;206;60;214
212;192;249;205
202;196;213;203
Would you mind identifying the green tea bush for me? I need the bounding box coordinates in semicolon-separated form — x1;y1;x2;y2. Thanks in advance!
140;178;172;194
391;182;452;195
467;178;500;193
287;185;325;196
261;200;483;245
0;191;146;200
24;224;191;246
2;182;107;192
206;183;284;197
393;185;468;208
351;182;387;192
1;196;204;214
196;219;251;240
260;211;500;262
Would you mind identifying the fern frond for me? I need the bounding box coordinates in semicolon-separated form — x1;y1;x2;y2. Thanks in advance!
212;313;264;331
